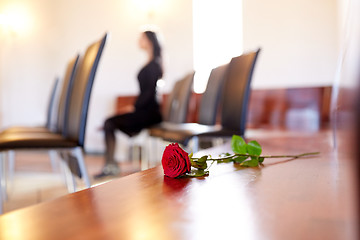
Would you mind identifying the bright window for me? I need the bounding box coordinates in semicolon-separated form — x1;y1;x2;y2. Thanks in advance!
193;0;243;93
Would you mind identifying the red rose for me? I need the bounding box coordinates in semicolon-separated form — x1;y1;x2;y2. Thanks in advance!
162;143;191;178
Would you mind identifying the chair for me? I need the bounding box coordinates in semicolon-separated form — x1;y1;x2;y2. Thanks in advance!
2;55;80;180
159;49;261;151
123;72;194;170
197;64;229;126
149;64;228;147
45;79;60;131
0;55;78;214
1;78;60;134
136;72;194;168
0;158;4;213
148;72;195;137
1;54;79;135
0;33;108;213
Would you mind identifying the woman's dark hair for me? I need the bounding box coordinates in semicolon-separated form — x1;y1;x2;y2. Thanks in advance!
144;31;162;59
144;31;163;76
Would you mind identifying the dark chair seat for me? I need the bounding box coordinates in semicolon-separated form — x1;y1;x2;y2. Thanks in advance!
155;123;244;145
1;126;50;134
0;132;77;149
152;122;221;144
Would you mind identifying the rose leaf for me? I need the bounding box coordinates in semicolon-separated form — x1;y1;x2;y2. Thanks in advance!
198;155;208;163
240;158;259;167
232;155;248;163
187;169;209;177
192;161;208;170
231;135;247;154
247;140;262;156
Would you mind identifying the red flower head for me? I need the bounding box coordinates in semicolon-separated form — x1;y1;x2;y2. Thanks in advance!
162;143;191;178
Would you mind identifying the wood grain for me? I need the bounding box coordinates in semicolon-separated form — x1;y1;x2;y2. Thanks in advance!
0;130;357;240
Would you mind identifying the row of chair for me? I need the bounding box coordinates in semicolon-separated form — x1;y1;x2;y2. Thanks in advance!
0;33;108;214
133;48;261;168
0;40;260;213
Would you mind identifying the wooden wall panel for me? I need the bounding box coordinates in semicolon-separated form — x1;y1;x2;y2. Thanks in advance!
116;86;332;131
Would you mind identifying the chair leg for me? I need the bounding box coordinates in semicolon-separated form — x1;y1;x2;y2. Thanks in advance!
212;137;224;147
141;135;149;170
59;157;77;193
57;151;69;186
147;136;166;168
136;145;141;164
127;137;132;161
149;137;159;168
1;152;8;202
0;191;2;215
0;153;4;214
0;152;8;214
130;139;141;164
7;150;15;184
192;136;199;153
130;138;140;169
72;147;91;188
48;150;59;172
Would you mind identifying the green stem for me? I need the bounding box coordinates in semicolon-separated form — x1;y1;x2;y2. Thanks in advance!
192;152;320;162
205;159;216;171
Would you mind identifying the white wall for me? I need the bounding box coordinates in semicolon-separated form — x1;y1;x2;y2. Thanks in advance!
243;0;339;89
192;0;243;93
0;0;59;129
0;0;193;152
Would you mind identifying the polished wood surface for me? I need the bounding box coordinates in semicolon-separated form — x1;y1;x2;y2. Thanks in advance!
0;130;357;240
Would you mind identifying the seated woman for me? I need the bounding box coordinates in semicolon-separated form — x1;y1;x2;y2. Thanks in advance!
95;30;163;178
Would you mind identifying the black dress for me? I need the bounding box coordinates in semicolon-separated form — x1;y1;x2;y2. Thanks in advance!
105;60;163;136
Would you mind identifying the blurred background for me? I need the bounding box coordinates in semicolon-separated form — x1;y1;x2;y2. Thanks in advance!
0;0;342;153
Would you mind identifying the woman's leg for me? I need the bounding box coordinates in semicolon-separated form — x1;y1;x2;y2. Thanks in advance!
96;112;148;178
94;117;121;179
104;118;117;165
96;114;138;178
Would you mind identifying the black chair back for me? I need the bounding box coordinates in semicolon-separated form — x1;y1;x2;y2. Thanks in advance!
65;33;107;147
45;78;60;130
221;49;261;135
163;72;194;123
56;55;79;134
198;64;229;125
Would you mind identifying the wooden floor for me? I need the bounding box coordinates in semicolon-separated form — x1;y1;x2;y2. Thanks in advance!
3;151;142;214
